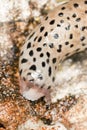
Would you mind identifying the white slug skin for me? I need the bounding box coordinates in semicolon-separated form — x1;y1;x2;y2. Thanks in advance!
19;0;87;102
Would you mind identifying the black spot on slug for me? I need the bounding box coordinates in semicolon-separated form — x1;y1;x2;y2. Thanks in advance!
33;57;36;62
27;42;31;49
46;52;50;57
73;3;79;8
29;65;36;71
75;24;78;28
40;53;44;57
42;62;46;67
84;1;87;4
36;47;42;52
49;19;55;25
50;28;53;31
85;10;87;13
76;18;81;22
60;20;64;23
49;43;54;48
27;72;31;75
38;36;42;42
81;26;86;31
44;31;48;37
43;43;47;47
57;45;62;53
57;24;61;27
59;44;62;48
82;43;86;46
40;26;45;32
21;58;28;63
69;34;73;39
58;12;63;17
48;66;52;76
29;50;34;56
80;36;85;41
52;77;55;82
45;16;48;20
67;17;70;20
34;36;38;41
46;59;49;64
57;49;61;53
47;86;51;89
52;58;56;64
61;6;66;10
72;13;77;18
65;41;69;45
70;44;74;48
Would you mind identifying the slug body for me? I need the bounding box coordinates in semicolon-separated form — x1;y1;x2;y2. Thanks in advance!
19;0;87;102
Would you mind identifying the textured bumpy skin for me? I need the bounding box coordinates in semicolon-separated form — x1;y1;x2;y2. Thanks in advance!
19;0;87;102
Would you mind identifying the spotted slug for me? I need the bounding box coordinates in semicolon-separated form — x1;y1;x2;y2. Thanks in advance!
19;0;87;102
